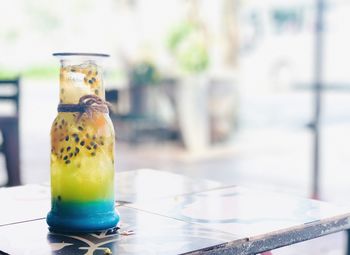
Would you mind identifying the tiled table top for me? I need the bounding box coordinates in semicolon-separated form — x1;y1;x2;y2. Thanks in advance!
129;186;350;237
1;169;350;254
1;169;221;226
0;207;237;255
0;184;50;226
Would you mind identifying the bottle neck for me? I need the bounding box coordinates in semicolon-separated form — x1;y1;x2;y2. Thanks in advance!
59;61;105;104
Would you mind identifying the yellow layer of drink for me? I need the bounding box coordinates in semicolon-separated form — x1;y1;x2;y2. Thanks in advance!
50;112;115;202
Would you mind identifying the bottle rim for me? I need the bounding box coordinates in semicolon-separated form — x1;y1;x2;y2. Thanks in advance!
52;52;110;57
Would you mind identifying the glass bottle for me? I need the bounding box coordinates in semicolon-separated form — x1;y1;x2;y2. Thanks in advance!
47;53;119;232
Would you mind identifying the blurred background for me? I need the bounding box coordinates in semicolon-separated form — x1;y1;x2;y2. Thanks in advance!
1;0;350;253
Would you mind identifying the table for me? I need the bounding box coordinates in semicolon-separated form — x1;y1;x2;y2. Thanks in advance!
1;169;350;255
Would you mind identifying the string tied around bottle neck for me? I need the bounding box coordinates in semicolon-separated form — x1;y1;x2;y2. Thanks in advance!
57;94;111;119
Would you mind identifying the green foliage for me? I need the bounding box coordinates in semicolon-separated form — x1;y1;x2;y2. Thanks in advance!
167;21;209;74
176;34;209;73
0;65;57;80
167;22;195;53
23;65;57;79
0;69;18;79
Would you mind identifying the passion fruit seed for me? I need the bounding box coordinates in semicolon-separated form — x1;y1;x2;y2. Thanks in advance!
104;248;112;255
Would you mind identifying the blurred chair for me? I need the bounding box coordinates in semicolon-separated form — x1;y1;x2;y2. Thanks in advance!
106;81;179;144
106;88;119;113
0;78;21;186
